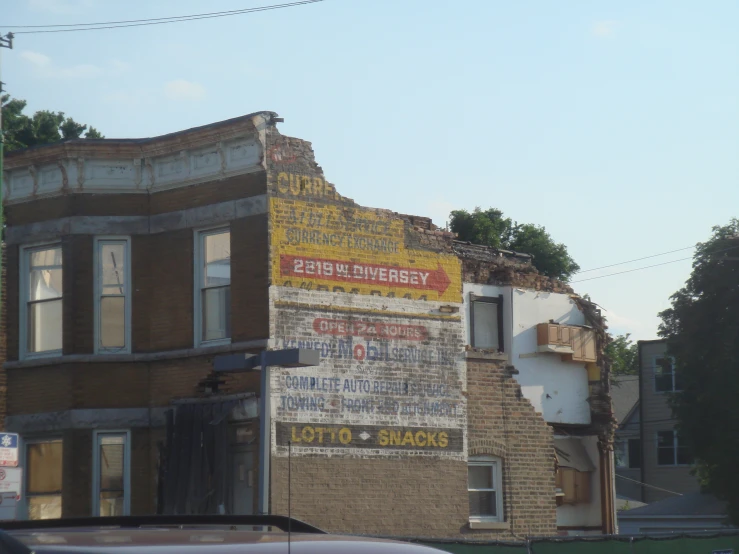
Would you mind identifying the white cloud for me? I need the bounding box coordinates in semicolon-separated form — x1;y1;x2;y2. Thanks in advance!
164;79;206;102
21;50;51;67
591;20;619;38
601;308;656;339
20;51;129;79
28;0;96;14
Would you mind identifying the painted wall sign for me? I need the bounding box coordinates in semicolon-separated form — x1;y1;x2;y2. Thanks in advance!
270;288;467;459
270;197;462;303
269;169;466;459
276;423;463;452
312;318;428;341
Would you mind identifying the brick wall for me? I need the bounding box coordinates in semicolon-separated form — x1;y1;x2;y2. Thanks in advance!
231;214;270;343
271;456;468;537
6;353;263;416
63;235;94;355
466;356;558;538
261;127;560;538
144;229;194;352
6;244;19;363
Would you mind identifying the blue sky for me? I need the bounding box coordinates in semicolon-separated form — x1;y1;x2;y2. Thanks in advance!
3;0;738;341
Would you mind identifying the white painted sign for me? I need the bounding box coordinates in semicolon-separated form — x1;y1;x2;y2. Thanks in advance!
0;467;23;499
270;287;467;459
0;492;18;521
0;433;19;467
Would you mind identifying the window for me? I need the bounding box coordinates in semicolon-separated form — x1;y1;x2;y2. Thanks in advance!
470;293;504;351
657;430;693;466
92;431;130;516
195;228;231;345
654;356;681;392
615;439;642;469
94;238;131;353
26;439;63;520
21;244;63;357
468;456;504;522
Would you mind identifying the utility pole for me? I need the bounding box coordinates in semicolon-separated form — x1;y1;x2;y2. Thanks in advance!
0;32;14;322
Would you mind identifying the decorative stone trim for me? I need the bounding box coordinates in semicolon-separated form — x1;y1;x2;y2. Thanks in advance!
4;338;268;370
468;438;508;458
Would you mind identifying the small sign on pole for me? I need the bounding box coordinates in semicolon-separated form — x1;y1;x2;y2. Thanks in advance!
0;467;22;501
0;492;18;521
0;433;19;467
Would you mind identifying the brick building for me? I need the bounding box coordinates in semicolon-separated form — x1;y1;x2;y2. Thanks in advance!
1;113;616;537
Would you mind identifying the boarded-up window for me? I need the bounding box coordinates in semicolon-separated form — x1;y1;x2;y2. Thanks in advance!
27;439;63;520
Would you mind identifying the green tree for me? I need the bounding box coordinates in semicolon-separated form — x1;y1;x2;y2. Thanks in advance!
659;219;739;524
2;94;103;152
449;207;580;281
606;333;638;376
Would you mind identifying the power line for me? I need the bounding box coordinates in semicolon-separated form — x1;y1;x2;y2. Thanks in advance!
572;256;694;283
571;243;739;284
577;245;697;274
5;5;307;28
9;1;325;34
615;474;683;496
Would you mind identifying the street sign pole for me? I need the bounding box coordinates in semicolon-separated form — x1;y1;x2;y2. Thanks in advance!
257;350;270;515
214;348;320;516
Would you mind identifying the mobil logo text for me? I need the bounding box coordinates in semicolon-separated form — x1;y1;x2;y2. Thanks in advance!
280;337;458;366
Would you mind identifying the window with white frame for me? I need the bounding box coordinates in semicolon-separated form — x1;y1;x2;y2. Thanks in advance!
657;430;693;466
22;244;63;357
92;431;130;516
26;438;63;520
470;293;504;352
195;228;231;345
468;456;504;522
654;356;681;392
95;238;131;353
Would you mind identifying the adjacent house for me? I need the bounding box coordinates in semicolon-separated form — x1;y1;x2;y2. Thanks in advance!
1;113;616;537
612;375;641;502
637;339;700;503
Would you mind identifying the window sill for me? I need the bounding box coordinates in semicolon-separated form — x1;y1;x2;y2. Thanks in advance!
196;338;232;349
20;350;63;362
465;350;508;362
469;520;509;530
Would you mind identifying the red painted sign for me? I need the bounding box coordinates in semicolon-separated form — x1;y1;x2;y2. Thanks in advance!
279;255;451;294
313;318;428;341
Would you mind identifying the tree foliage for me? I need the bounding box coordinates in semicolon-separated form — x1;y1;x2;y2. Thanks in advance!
1;94;103;152
606;333;638;376
659;219;739;524
449;207;580;281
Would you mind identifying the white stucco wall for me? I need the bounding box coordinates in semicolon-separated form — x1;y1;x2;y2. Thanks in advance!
462;284;591;425
555;435;603;529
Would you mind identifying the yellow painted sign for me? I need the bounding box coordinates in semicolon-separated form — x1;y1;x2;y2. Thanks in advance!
274;422;462;452
270;192;462;302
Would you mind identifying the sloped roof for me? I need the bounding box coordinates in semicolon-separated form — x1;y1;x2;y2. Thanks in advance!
611;376;639;426
619;493;728;518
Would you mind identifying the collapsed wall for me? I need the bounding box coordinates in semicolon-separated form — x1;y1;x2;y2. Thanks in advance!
263;125;571;537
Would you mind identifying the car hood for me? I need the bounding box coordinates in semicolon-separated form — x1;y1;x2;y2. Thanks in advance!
10;529;443;554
